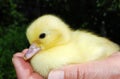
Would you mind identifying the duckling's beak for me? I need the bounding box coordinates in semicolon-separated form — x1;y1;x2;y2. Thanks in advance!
24;44;41;60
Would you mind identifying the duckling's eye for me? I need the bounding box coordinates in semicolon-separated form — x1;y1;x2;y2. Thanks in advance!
39;33;46;39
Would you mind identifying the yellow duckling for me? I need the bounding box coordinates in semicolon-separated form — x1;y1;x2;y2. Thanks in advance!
24;14;119;78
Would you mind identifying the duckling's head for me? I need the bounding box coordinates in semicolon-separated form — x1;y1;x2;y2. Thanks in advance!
25;14;72;60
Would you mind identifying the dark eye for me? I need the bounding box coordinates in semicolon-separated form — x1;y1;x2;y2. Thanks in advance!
39;33;46;39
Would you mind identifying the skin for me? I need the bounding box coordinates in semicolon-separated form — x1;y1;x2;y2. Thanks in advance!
12;49;120;79
12;49;43;79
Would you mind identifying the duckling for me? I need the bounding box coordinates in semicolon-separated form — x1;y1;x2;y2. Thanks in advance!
24;14;119;78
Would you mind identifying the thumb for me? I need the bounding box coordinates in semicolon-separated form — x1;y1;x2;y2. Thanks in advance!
48;64;97;79
48;65;82;79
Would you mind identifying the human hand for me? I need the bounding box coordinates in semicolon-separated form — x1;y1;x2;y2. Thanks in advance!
13;49;120;79
48;52;120;79
12;49;43;79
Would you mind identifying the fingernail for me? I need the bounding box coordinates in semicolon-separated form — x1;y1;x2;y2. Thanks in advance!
48;70;64;79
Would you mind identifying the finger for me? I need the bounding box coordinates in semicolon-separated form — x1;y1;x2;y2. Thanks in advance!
13;52;24;58
48;64;106;79
12;49;28;58
22;49;28;54
29;73;44;79
48;55;120;79
12;53;33;79
108;52;120;60
48;64;91;79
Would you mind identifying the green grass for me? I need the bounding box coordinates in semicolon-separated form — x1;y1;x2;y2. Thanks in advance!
0;25;29;79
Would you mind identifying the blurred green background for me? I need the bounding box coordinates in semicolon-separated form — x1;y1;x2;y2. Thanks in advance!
0;0;120;79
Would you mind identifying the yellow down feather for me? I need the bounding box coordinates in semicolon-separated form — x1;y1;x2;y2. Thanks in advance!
26;14;120;78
